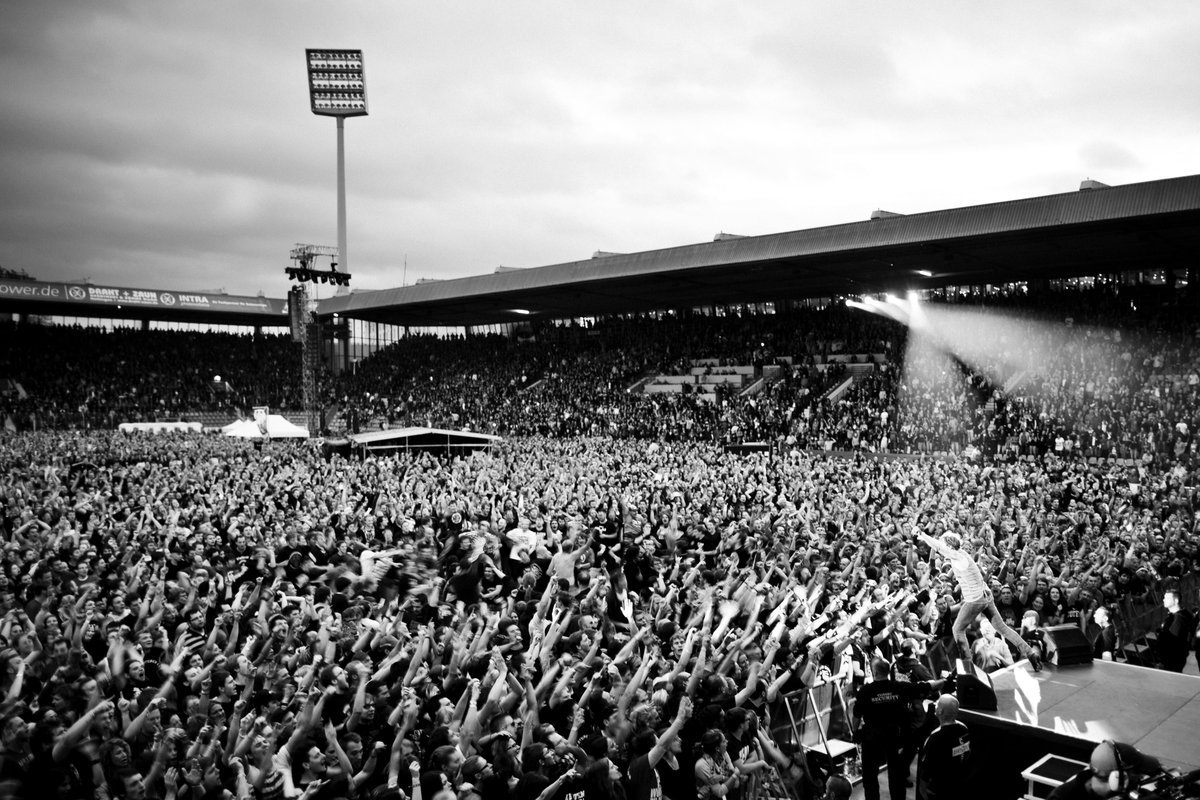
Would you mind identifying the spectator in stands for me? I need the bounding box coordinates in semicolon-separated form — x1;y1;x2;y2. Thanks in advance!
1019;610;1046;664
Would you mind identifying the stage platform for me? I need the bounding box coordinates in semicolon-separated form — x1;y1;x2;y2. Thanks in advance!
960;659;1200;772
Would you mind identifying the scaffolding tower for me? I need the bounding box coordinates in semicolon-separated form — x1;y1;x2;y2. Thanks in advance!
303;318;322;435
288;244;343;435
288;281;322;435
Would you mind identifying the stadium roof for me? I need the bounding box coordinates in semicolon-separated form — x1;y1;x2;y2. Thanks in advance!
318;173;1200;328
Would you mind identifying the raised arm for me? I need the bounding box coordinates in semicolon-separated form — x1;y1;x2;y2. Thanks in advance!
915;530;950;559
646;696;692;768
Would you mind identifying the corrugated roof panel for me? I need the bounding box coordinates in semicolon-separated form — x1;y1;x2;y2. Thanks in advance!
320;173;1200;317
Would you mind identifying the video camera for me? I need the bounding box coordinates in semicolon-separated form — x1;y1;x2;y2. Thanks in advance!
1119;767;1200;800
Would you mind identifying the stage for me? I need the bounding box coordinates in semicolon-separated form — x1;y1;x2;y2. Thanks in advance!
959;659;1200;773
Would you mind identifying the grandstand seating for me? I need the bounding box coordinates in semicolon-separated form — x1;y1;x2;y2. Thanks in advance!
0;285;1196;472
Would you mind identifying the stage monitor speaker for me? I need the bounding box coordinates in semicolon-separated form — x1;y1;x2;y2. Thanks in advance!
1042;624;1093;666
954;659;998;711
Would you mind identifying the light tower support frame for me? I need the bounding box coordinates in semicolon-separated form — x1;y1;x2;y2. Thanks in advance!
337;117;348;275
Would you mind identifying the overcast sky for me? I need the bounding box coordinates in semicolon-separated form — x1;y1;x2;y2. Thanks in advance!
2;2;1198;299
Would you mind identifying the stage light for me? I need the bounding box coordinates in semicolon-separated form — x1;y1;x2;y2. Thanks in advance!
288;245;350;289
917;269;933;277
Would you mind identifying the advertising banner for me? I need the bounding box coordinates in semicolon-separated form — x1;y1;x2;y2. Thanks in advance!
0;278;287;316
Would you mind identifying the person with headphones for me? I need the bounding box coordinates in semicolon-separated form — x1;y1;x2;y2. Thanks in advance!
1047;740;1163;799
822;774;853;800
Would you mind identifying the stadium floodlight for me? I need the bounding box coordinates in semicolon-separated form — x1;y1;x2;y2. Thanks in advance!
306;49;367;279
306;50;368;118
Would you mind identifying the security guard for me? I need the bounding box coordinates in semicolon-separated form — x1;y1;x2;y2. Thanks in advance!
855;658;934;800
916;695;972;800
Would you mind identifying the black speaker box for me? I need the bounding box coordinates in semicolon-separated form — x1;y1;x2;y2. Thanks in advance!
954;659;998;711
1042;624;1093;666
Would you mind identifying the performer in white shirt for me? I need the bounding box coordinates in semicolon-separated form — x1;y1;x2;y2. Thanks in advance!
916;530;1041;671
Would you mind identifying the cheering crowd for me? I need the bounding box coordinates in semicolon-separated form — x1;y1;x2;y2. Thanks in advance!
0;284;1196;800
0;426;1196;800
0;324;301;432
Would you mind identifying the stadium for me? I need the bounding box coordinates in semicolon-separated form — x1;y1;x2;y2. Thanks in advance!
6;4;1200;797
2;172;1199;800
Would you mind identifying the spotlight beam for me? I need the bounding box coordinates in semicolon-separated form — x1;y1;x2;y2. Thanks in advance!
864;296;911;326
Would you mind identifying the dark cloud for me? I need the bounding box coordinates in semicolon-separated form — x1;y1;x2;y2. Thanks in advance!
1;2;1199;298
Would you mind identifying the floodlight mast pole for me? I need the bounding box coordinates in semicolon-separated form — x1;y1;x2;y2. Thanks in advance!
337;116;348;275
305;47;367;276
303;48;366;435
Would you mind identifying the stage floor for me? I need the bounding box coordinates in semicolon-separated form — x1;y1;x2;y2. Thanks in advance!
970;659;1200;771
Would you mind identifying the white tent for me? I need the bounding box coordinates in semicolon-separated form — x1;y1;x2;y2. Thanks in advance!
221;414;309;439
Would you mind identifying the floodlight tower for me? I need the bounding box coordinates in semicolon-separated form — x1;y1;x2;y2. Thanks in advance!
305;49;368;278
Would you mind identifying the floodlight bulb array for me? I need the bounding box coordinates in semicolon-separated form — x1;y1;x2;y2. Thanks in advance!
306;48;368;117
